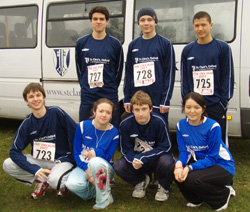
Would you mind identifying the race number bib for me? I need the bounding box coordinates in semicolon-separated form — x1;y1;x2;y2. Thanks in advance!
134;138;153;153
79;148;89;163
88;64;104;88
193;70;214;95
33;142;55;162
133;62;155;87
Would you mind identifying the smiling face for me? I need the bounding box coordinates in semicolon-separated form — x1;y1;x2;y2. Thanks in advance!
139;15;157;38
193;17;213;43
132;104;152;125
90;12;109;34
94;102;113;126
25;90;45;111
184;98;205;126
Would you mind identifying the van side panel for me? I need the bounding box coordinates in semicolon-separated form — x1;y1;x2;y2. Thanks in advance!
240;0;250;138
0;0;43;119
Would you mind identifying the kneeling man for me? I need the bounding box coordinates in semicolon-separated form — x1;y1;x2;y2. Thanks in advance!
3;83;77;199
114;90;175;201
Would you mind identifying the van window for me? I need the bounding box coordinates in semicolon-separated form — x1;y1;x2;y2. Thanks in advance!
134;0;236;44
47;0;125;47
0;5;37;48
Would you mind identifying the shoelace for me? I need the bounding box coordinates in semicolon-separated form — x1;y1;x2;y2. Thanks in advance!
34;182;46;193
135;181;146;191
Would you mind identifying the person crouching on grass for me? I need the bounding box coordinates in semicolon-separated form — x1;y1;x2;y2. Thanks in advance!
173;92;235;211
3;82;77;199
114;90;175;202
65;98;119;210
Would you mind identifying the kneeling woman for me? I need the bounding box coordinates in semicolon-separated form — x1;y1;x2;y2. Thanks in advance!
66;98;119;210
174;92;235;211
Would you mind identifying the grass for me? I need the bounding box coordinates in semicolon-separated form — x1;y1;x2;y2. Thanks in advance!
0;118;250;212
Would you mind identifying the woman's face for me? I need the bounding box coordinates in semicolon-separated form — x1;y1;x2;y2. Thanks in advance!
94;102;113;125
184;98;205;126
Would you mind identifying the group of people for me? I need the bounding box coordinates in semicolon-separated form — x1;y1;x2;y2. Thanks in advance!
2;5;235;212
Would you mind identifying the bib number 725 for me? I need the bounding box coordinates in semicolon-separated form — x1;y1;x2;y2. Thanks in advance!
196;78;211;89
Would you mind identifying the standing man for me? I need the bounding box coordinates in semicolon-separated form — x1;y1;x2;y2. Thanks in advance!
76;6;124;128
114;91;175;202
123;7;176;122
181;11;234;146
3;83;77;199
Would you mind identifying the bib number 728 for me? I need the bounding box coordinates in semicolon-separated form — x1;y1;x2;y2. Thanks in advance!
133;62;155;87
136;69;153;80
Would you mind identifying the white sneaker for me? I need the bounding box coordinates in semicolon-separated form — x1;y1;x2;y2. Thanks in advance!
226;185;236;197
187;202;203;207
155;184;169;202
132;174;150;198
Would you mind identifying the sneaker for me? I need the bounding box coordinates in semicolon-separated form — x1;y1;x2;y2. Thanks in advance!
155;184;169;202
215;188;232;211
93;194;114;210
187;202;203;207
56;187;68;197
31;179;49;199
132;174;150;198
226;185;236;197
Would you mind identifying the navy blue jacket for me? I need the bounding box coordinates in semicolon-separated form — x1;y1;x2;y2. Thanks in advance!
119;112;172;165
76;33;124;104
181;38;234;107
9;106;77;175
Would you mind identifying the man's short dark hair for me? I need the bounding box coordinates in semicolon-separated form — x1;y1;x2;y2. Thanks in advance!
193;11;211;23
89;6;110;21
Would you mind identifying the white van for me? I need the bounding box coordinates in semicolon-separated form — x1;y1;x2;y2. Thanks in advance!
0;0;249;138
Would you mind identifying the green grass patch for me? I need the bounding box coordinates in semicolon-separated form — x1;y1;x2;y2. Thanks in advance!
0;118;249;212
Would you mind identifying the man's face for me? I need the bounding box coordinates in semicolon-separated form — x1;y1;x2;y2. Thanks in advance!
25;90;45;111
132;104;152;125
193;17;213;40
90;12;109;33
139;15;157;35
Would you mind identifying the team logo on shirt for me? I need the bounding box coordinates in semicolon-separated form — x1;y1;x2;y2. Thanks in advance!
135;57;139;63
85;57;90;64
53;49;70;77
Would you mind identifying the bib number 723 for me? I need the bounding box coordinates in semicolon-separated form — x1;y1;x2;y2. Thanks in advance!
33;141;55;162
35;149;52;161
